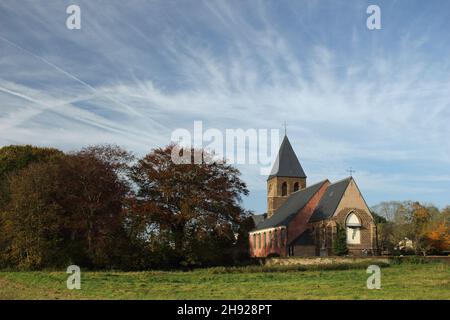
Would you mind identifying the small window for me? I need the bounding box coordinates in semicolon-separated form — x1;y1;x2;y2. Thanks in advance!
281;182;288;196
269;231;272;248
258;233;261;249
293;182;299;192
280;229;285;245
253;234;256;249
274;229;278;247
263;232;267;249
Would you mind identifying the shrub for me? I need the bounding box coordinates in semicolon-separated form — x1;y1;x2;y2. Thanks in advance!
333;225;348;256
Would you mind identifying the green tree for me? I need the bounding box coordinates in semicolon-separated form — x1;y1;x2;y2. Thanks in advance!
371;211;387;224
0;145;63;267
442;206;450;224
0;145;62;208
1;145;134;269
333;225;348;256
410;202;432;255
1;162;66;269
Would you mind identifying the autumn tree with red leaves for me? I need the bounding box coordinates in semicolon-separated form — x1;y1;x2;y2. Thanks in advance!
55;146;133;268
426;223;450;253
131;144;249;267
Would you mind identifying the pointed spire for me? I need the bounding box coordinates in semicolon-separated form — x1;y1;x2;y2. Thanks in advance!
268;135;306;180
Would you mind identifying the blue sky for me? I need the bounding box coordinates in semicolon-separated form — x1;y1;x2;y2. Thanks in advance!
1;0;450;213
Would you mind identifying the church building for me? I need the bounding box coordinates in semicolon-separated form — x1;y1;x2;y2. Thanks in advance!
249;135;378;257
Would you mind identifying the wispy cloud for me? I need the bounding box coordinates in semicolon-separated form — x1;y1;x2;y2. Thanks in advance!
1;0;450;210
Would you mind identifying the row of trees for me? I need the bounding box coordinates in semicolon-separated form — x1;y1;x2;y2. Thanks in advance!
0;144;252;270
372;201;450;255
1;144;448;269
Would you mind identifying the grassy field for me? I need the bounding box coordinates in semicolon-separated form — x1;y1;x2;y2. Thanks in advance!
0;262;449;300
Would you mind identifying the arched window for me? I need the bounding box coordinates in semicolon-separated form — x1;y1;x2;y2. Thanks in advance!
293;182;299;192
269;231;272;248
281;182;288;196
253;234;256;249
346;212;361;244
274;229;278;247
263;232;267;249
280;229;285;245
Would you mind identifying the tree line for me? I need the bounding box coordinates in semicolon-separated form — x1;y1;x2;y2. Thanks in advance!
0;144;253;270
1;144;448;270
372;201;450;255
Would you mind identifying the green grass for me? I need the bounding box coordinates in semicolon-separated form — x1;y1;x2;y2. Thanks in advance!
0;262;449;300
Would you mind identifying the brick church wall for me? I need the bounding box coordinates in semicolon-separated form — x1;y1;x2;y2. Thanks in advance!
286;181;330;252
308;179;377;256
249;226;287;257
251;177;377;258
333;208;377;255
267;177;307;217
293;245;315;256
335;179;371;213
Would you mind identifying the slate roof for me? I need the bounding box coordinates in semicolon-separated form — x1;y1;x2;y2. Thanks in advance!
268;135;306;180
308;177;352;222
251;214;266;229
289;230;315;246
254;180;328;230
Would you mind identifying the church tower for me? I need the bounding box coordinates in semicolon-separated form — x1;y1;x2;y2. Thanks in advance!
267;135;307;218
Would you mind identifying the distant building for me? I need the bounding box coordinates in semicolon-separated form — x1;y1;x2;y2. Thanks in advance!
396;238;414;251
249;135;378;257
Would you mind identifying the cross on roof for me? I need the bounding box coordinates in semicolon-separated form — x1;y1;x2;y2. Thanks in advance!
347;167;356;176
